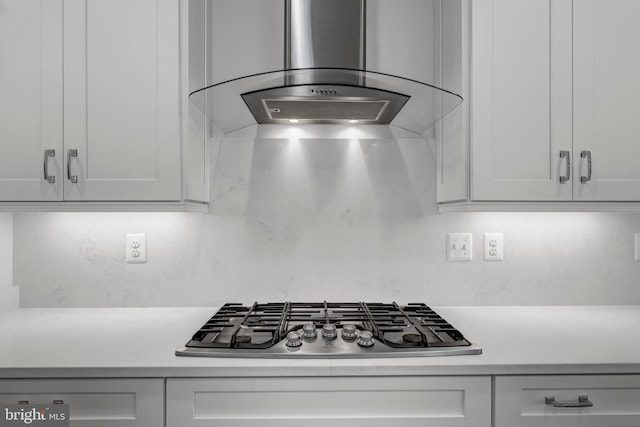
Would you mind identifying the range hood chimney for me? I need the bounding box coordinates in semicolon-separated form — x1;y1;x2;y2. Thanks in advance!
190;0;463;136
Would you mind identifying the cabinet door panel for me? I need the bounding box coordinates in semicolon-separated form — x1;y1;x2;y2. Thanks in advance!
573;0;640;201
167;376;491;427
0;0;63;201
495;375;640;427
0;378;163;427
63;0;181;201
471;0;572;201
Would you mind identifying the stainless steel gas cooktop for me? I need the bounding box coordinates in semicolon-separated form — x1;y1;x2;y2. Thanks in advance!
175;302;482;358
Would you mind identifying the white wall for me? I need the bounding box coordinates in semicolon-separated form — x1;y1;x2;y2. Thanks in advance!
0;213;12;288
13;133;640;307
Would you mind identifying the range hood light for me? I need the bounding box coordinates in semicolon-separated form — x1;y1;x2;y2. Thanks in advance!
347;120;359;124
288;119;300;123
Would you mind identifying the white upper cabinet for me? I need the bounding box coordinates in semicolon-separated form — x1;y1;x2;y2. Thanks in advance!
573;0;640;201
471;0;572;201
0;0;190;205
63;0;181;201
470;0;640;204
0;0;64;201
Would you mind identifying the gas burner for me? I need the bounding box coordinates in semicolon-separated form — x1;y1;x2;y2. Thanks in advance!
176;302;481;358
402;333;423;344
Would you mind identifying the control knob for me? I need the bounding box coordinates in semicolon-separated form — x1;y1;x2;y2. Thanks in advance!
341;323;357;340
357;330;375;347
285;331;303;347
321;323;337;339
301;323;317;339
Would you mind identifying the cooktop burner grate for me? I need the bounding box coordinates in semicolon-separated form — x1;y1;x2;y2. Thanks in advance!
177;302;482;358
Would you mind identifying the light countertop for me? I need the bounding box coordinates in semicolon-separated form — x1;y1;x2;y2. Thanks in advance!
1;287;640;378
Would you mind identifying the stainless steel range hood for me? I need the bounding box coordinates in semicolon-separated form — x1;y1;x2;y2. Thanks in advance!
190;0;463;136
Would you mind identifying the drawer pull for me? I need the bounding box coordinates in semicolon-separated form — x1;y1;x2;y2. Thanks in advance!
545;395;593;408
16;399;64;405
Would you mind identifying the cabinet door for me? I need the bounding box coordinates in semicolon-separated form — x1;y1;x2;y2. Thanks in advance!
573;0;640;201
0;0;63;201
167;376;491;427
0;378;164;427
495;375;640;427
471;0;572;201
63;0;181;201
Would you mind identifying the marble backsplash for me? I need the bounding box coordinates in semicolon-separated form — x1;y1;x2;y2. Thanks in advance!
12;135;640;307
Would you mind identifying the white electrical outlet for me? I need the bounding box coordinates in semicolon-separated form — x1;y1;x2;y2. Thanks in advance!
635;233;640;261
125;233;147;264
483;232;504;261
446;233;472;261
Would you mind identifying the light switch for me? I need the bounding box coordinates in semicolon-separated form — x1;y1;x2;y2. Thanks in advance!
446;233;472;261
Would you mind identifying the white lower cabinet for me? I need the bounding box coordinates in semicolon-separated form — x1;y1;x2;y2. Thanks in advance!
0;378;163;427
495;375;640;427
4;375;640;426
166;376;491;427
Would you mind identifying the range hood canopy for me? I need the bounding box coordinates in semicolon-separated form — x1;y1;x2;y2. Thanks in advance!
190;0;463;136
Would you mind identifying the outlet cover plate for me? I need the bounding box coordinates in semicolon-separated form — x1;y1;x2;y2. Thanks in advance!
483;232;504;261
126;233;147;264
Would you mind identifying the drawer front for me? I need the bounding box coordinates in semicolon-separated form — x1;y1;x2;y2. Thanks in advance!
0;379;163;427
167;376;491;427
495;375;640;427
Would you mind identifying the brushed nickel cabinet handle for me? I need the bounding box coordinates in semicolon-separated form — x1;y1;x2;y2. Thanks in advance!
67;149;78;183
580;150;592;183
545;395;593;408
559;151;571;183
43;149;56;183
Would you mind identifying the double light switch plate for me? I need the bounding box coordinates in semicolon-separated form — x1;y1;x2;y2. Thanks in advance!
447;233;472;262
